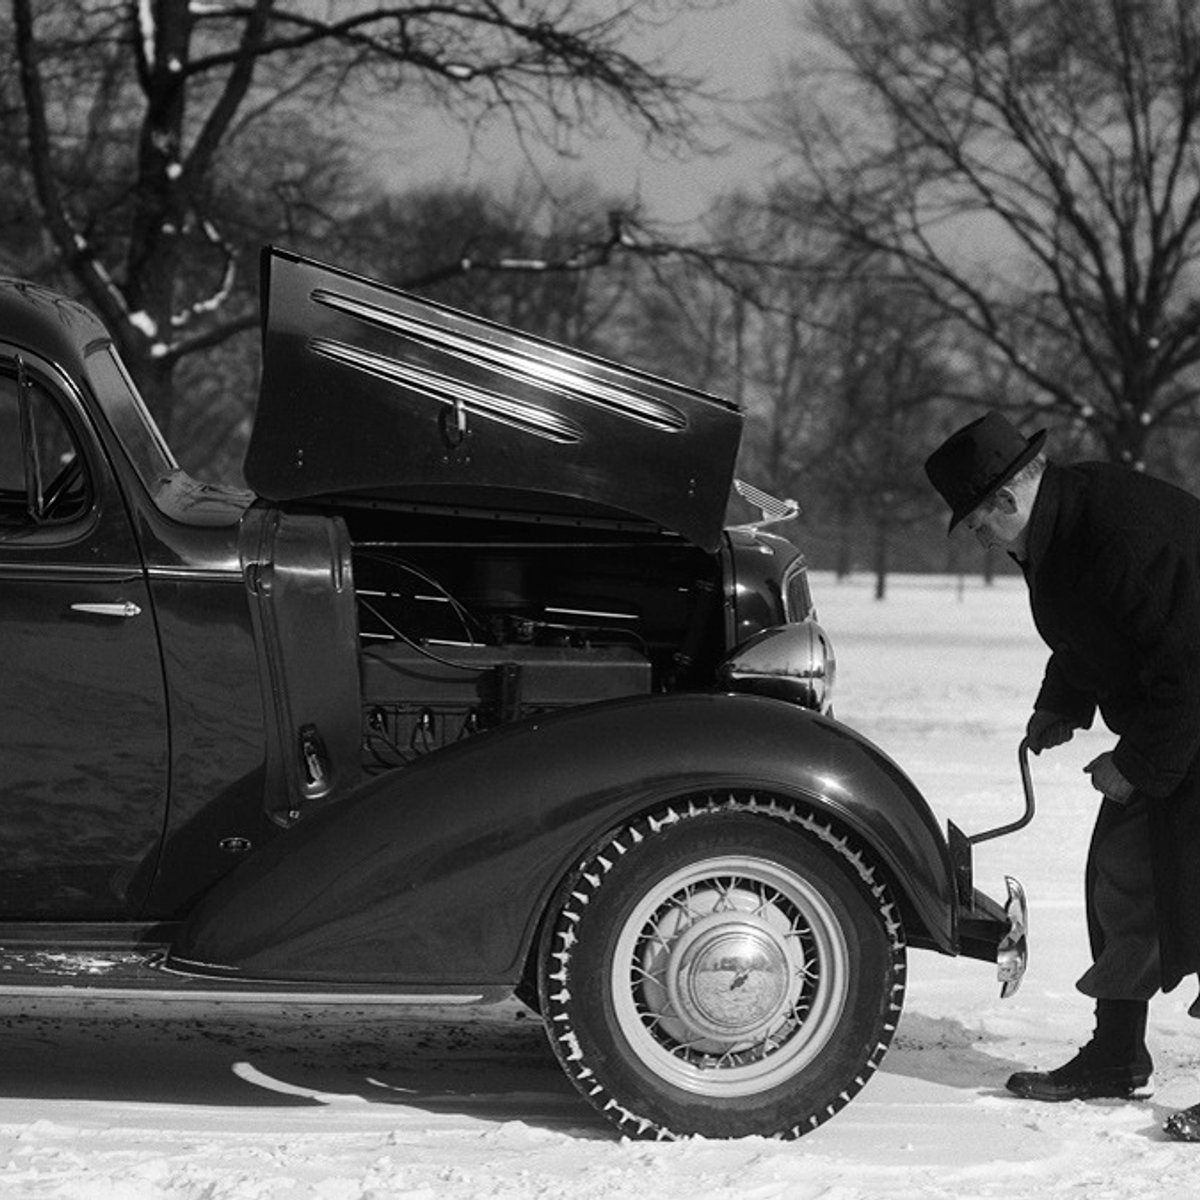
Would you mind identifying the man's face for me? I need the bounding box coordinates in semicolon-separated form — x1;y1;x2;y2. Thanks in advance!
962;490;1026;552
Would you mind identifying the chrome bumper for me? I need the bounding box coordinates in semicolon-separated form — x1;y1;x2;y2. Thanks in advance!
996;875;1028;999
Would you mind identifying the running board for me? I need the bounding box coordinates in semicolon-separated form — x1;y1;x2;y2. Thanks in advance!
0;945;501;1005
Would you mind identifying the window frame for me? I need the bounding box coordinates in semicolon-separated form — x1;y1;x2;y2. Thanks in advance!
0;348;98;536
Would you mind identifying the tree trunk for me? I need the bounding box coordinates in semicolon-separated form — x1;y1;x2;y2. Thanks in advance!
1107;406;1151;471
835;492;854;580
873;511;889;600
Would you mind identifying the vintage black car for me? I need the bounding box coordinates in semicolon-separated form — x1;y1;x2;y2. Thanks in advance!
0;247;1026;1140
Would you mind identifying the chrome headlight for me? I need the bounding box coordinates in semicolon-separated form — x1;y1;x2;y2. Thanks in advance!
716;619;836;713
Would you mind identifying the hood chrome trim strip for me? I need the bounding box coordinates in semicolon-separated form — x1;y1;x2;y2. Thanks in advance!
310;338;584;444
310;287;687;433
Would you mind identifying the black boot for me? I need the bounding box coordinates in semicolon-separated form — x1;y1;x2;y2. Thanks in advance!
1006;999;1152;1102
1164;1103;1200;1141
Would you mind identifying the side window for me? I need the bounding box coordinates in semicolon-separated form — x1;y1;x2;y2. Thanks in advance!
0;359;90;527
0;374;23;505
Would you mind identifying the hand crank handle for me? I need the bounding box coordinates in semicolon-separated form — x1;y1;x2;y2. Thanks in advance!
967;737;1037;845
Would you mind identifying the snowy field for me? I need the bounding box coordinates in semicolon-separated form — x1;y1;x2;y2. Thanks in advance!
2;572;1199;1199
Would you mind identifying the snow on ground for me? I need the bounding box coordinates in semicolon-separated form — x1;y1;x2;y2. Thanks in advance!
2;572;1199;1199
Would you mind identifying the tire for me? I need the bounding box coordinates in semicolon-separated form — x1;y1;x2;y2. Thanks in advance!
538;795;906;1140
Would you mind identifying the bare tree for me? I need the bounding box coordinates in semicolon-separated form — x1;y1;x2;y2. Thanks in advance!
7;0;714;426
764;0;1200;473
689;199;833;503
339;177;655;350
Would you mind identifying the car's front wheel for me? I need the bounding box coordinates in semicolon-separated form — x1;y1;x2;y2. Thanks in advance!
539;797;906;1139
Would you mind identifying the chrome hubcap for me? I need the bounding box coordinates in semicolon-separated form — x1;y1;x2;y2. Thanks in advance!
665;917;793;1044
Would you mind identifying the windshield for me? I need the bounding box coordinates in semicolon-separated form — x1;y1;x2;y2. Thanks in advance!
83;344;178;489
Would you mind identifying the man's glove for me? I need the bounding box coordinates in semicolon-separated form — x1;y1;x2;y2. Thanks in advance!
1025;709;1076;754
1084;752;1135;804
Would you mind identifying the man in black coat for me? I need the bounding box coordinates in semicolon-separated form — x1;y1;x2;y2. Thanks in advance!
925;411;1200;1142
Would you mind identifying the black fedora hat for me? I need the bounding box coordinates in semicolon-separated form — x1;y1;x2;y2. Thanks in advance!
924;412;1047;532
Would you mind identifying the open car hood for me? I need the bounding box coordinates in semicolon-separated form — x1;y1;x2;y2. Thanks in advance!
244;248;743;551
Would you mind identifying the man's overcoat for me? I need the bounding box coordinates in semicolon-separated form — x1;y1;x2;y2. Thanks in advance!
1024;461;1200;992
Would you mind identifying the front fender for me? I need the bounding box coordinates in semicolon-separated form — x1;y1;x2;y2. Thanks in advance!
171;692;958;986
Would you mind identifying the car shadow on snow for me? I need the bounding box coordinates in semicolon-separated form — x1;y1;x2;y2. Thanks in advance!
0;996;609;1134
0;999;1068;1136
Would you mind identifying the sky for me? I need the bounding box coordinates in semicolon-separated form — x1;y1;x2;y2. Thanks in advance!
370;0;803;226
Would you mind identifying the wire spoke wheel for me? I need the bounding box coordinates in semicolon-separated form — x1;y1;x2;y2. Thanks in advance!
539;798;906;1140
615;856;849;1096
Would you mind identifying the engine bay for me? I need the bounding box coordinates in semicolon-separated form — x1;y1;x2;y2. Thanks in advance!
347;513;726;771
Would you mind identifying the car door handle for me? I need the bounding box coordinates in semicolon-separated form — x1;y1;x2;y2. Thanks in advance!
70;601;143;618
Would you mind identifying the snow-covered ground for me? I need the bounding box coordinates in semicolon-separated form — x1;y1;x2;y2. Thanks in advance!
2;572;1199;1199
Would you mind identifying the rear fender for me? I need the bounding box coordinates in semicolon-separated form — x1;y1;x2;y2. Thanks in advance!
171;692;958;986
